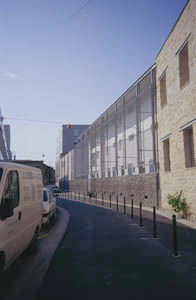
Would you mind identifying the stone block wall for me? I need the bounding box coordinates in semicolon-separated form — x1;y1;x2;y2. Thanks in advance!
156;0;196;220
68;172;159;208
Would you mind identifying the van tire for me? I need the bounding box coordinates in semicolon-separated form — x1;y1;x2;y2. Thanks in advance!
0;252;5;272
28;227;39;253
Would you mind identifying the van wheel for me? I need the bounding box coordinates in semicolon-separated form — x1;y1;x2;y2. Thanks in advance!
46;215;50;227
0;252;5;272
29;227;39;253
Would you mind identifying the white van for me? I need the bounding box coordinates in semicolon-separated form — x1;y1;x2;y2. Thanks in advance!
42;187;56;226
0;162;43;271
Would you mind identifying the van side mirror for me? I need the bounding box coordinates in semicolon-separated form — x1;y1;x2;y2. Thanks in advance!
0;201;14;220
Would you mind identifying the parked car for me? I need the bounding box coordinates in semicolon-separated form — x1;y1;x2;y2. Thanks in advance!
46;185;61;197
42;188;56;226
0;162;43;271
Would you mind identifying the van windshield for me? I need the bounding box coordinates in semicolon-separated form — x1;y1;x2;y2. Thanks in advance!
43;191;48;202
0;168;3;183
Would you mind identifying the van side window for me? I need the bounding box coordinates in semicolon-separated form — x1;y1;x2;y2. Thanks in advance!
2;171;20;209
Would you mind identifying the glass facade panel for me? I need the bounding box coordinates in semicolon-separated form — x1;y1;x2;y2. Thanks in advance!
59;67;157;184
107;106;116;176
125;89;137;175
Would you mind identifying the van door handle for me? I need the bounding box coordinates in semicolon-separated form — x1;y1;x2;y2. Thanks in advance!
18;211;22;220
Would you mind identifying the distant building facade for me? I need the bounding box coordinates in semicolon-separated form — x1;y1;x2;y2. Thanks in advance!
0;108;12;161
56;124;90;188
156;0;196;220
14;160;55;186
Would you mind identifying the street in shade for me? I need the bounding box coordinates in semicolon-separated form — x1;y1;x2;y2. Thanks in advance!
37;198;196;300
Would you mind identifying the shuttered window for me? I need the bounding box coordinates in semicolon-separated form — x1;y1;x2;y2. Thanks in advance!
183;126;195;168
163;139;171;171
160;73;167;107
179;42;189;89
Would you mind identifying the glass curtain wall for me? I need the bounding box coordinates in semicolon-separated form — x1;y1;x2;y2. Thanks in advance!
100;114;107;177
107;106;116;177
117;99;125;176
137;72;154;173
124;87;137;175
91;126;96;178
95;120;101;178
71;67;156;180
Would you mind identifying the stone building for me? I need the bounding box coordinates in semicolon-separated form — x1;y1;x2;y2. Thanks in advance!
156;0;196;220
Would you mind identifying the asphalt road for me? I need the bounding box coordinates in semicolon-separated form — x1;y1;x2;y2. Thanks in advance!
37;198;196;300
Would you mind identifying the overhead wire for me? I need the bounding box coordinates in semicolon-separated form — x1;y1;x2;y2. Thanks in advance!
64;0;92;25
4;117;65;124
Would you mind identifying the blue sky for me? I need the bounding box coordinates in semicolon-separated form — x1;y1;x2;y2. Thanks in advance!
0;0;187;167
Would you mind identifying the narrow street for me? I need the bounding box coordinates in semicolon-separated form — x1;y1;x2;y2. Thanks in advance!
38;198;195;300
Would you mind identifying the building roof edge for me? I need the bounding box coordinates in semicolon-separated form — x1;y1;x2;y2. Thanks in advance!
156;0;190;59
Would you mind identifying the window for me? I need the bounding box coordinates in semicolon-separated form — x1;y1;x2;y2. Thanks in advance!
73;129;79;137
179;42;189;89
43;190;48;202
183;126;195;168
128;134;134;142
119;140;122;150
121;166;125;176
128;163;132;175
163;139;171;171
2;171;20;209
160;73;167;107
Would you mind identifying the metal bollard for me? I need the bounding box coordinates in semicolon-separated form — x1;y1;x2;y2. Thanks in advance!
116;195;118;211
75;191;76;200
123;196;126;215
139;202;143;227
131;199;134;219
96;192;97;204
102;193;104;206
79;192;80;200
84;192;85;202
109;194;111;208
172;215;178;256
153;206;157;238
71;191;72;199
